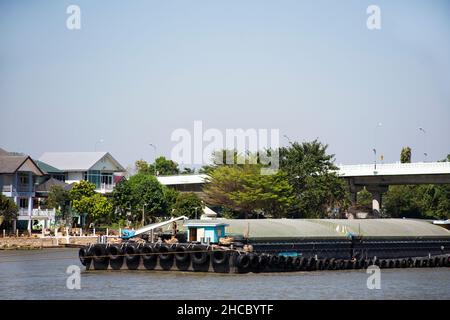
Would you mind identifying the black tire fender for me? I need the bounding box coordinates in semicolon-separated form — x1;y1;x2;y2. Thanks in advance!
191;245;208;264
175;245;190;263
236;254;251;269
158;244;173;261
141;243;156;261
107;244;123;261
91;244;107;263
269;255;279;267
212;250;227;265
78;246;92;266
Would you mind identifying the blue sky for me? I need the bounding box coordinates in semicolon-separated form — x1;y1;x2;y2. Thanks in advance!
1;0;449;169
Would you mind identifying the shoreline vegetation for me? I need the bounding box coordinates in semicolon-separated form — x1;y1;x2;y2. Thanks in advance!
1;141;449;242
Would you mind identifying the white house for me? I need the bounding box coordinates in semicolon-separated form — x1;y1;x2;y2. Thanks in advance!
38;152;126;193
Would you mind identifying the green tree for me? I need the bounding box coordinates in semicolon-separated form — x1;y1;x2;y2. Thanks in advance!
150;156;179;176
69;181;112;226
203;164;295;218
112;174;171;225
164;187;179;212
279;140;349;218
400;147;412;163
72;193;112;226
416;184;450;220
135;157;180;176
69;180;95;202
0;194;18;228
46;186;71;219
383;185;422;218
172;192;204;218
382;154;450;219
111;178;133;218
356;188;372;209
135;159;151;174
181;167;195;174
237;168;296;218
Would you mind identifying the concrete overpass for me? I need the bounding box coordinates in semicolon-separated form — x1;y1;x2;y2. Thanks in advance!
158;162;450;216
338;162;450;216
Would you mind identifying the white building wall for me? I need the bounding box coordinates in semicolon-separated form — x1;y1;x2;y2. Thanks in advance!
66;171;84;184
90;156;122;172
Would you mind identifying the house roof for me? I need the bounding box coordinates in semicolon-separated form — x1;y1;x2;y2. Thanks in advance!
35;178;72;193
184;221;229;228
157;174;209;186
38;152;125;172
0;148;10;156
35;160;64;174
0;154;45;175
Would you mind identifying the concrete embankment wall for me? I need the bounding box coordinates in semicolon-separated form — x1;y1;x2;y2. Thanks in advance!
0;236;114;249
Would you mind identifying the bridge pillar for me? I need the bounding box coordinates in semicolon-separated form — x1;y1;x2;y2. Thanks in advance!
366;185;389;217
346;179;362;206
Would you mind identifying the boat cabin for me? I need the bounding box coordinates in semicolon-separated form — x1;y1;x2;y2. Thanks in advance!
184;221;229;244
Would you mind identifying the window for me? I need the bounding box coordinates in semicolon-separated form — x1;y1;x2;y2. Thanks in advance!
101;173;113;185
19;174;29;185
51;174;66;182
19;198;28;209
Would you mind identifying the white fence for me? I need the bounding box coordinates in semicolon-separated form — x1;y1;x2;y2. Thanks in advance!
17;208;56;219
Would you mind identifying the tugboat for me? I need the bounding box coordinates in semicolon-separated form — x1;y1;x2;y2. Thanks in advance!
79;218;450;273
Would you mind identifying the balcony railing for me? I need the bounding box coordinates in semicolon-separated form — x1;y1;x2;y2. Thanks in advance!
96;183;115;193
1;184;35;194
18;208;56;218
2;185;12;192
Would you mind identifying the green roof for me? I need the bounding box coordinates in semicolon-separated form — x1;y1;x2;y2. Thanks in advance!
35;160;63;174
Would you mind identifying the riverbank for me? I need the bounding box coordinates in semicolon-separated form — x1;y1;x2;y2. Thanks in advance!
0;235;119;250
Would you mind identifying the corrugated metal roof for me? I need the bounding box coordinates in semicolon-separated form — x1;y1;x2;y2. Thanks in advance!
35;160;64;173
184;221;229;227
183;219;450;240
38;152;125;172
35;178;73;192
157;174;208;185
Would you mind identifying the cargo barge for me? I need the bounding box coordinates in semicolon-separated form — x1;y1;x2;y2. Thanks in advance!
78;218;450;273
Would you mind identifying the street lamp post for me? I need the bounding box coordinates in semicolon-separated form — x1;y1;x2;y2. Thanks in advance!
373;148;377;170
149;143;157;176
419;127;427;162
373;122;382;170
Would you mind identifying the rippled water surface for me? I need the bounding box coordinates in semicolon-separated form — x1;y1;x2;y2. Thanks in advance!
0;249;449;300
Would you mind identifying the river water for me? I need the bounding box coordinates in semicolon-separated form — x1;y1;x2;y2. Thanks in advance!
0;249;449;300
